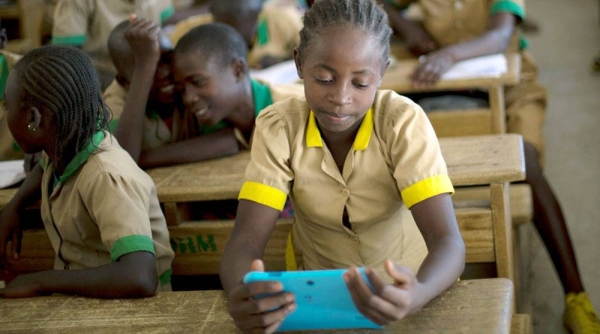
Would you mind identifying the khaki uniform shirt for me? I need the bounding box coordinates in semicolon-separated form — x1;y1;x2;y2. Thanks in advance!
51;0;174;76
168;5;302;68
40;132;174;286
104;78;303;151
238;90;454;273
0;51;24;161
389;0;525;53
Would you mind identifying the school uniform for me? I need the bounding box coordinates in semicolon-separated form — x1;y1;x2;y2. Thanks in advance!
389;0;547;164
0;51;24;161
39;131;174;289
167;5;302;68
103;78;303;151
238;90;454;274
51;0;174;89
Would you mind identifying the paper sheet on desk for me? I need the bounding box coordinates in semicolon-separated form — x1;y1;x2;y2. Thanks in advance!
250;60;300;85
441;54;507;80
0;160;25;189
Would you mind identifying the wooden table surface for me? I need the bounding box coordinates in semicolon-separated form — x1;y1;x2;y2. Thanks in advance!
146;134;525;203
380;53;521;93
0;278;513;334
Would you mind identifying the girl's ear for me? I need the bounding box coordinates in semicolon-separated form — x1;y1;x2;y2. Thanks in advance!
377;58;391;87
293;48;304;79
232;58;248;82
27;106;42;132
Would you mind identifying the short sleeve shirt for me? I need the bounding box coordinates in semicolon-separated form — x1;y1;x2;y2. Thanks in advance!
39;132;174;286
51;0;174;75
238;90;454;272
388;0;525;52
167;6;302;68
0;51;24;161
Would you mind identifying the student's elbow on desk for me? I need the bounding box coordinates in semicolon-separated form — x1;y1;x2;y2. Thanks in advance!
115;252;159;298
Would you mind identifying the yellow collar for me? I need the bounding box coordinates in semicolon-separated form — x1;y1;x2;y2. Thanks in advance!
306;108;373;151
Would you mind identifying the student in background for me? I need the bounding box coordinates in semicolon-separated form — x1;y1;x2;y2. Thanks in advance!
106;17;238;168
383;1;600;332
219;0;465;332
0;48;24;162
168;0;303;69
0;46;174;298
51;0;175;90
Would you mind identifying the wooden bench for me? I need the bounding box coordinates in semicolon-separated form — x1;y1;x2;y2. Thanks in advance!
0;278;515;333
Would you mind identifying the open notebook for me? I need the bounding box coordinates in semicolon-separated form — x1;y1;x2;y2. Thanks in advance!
249;60;300;85
441;54;508;80
0;160;25;189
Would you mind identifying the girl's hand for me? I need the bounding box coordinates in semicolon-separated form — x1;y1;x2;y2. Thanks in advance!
125;16;161;67
227;260;296;334
0;204;22;269
403;23;437;57
410;49;456;88
0;273;46;298
344;260;425;326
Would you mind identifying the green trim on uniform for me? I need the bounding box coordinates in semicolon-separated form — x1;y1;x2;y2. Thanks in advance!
250;79;273;117
58;131;104;184
160;5;175;23
519;36;529;50
256;18;269;46
159;268;172;285
384;0;410;11
199;122;227;135
490;1;526;20
110;235;156;262
12;142;21;152
109;119;119;133
51;35;86;46
0;54;8;99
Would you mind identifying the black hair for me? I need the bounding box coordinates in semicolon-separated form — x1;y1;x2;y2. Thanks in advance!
298;0;392;64
210;0;263;16
174;22;248;68
13;45;111;164
107;20;135;78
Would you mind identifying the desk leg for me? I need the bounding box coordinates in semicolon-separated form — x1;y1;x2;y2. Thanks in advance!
491;182;514;282
489;85;507;134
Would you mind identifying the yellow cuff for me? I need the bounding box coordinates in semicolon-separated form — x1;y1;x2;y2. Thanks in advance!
238;181;287;211
401;175;454;208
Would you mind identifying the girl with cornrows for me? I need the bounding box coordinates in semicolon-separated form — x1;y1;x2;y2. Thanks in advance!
219;0;465;331
0;46;174;298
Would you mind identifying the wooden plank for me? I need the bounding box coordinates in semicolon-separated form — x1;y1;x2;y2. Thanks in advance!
428;108;492;137
453;185;533;225
442;134;526;186
170;219;293;275
0;188;18;211
456;207;495;263
489;85;507;133
491;183;514;282
511;314;532;334
0;278;514;333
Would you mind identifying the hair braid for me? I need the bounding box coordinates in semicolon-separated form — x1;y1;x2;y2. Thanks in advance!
13;46;111;165
298;0;392;64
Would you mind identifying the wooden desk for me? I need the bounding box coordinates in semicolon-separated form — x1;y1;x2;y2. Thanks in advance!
0;278;514;334
4;135;525;282
0;188;18;211
381;54;521;136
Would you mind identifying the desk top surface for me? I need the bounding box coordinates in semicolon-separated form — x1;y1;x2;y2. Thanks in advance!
0;278;513;334
146;134;525;203
380;53;521;93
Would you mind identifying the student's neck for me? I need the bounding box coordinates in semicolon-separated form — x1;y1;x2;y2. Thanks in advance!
226;78;255;136
319;119;363;172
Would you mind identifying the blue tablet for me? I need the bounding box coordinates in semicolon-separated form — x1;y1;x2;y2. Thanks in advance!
243;268;382;331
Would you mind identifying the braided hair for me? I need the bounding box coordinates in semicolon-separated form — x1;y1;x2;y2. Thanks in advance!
13;45;111;165
298;0;392;65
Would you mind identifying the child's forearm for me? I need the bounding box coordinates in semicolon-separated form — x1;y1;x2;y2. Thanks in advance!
434;13;516;62
26;252;157;298
138;127;239;168
114;60;157;163
411;235;465;310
